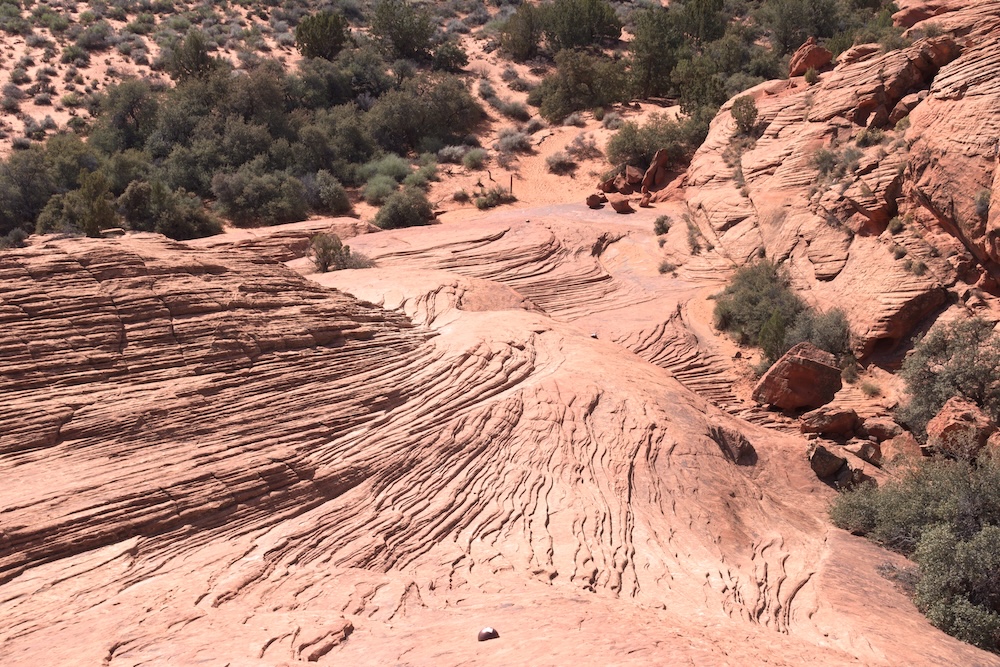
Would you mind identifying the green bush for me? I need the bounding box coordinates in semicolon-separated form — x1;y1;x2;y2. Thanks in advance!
804;67;819;84
654;215;671;235
898;318;1000;439
976;189;991;219
296;11;351;62
363;174;398;205
463;148;487;169
731;95;758;136
499;3;542;61
541;0;622;52
831;458;1000;652
309;232;374;271
474;185;516;209
371;0;434;60
536;50;627;123
374;187;434;229
783;307;852;357
545;151;576;174
713;260;804;360
629;7;682;98
606;112;705;170
432;40;468;72
211;168;308;226
315;170;352;214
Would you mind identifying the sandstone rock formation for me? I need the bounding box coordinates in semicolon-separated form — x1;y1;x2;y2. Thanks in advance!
789;37;833;77
926;396;997;456
1;221;995;666
860;416;904;441
586;192;607;208
607;193;634;214
800;406;860;436
683;2;1000;358
753;343;843;410
810;443;849;477
882;431;924;463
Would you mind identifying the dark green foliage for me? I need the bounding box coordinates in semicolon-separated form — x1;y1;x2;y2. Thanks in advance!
541;0;622;52
374;187;434;229
673;55;727;114
977;190;992;219
675;0;727;44
898;318;1000;440
76;20;113;50
757;0;840;54
309;232;373;272
784;307;852;358
474;185;516;209
713;260;804;357
117;179;220;239
167;31;223;81
629;8;682;98
211;167;308;226
731;95;758;135
363;174;398;205
499;3;542;61
36;169;117;237
537;50;627;123
295;11;350;62
432;40;468;72
605;112;707;170
371;0;434;60
654;215;671;235
831;459;1000;652
89;79;159;153
366;75;482;153
313;170;352;215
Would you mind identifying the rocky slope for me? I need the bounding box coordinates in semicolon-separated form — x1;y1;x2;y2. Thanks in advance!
0;224;995;665
683;0;1000;357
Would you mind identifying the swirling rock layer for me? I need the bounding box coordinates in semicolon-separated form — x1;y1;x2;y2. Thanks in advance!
0;225;995;666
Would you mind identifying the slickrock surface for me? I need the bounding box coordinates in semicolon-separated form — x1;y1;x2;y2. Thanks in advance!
683;0;1000;357
1;222;996;666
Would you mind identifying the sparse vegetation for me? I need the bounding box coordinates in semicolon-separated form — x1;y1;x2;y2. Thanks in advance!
653;215;671;235
731;95;758;136
374;186;434;229
545;151;576;175
309;232;374;272
976;189;991;219
831;458;1000;653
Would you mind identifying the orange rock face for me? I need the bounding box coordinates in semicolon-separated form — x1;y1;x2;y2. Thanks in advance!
1;225;997;667
926;396;997;456
753;343;843;410
789;37;833;77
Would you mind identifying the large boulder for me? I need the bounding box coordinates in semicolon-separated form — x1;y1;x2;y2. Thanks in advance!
789;36;833;77
752;343;842;410
845;439;882;466
607;194;635;214
641;149;672;192
809;444;848;478
799;406;859;436
860;417;903;442
926;397;996;457
586;193;607;209
881;431;923;464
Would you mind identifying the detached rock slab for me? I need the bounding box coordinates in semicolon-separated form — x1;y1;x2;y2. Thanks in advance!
799;407;859;436
926;397;996;457
860;417;903;442
752;343;842;411
809;444;848;478
607;194;635;214
882;432;923;464
789;36;833;77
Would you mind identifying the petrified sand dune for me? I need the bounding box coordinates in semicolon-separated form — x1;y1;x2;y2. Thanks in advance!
1;224;996;665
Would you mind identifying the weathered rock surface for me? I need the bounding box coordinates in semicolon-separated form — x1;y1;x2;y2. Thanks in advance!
586;192;607;208
0;220;995;667
607;193;635;214
882;431;924;463
683;3;1000;358
846;439;883;466
861;417;904;442
810;444;849;478
926;396;997;455
789;37;833;77
753;343;843;410
800;407;859;436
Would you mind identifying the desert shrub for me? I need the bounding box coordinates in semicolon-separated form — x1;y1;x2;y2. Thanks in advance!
731;95;758;135
167;31;223;81
713;259;804;360
892;244;907;259
523;117;546;134
545;151;576;174
314;170;352;214
672;55;727;114
10;68;29;85
499;3;542;61
359;153;411;182
474;185;515;209
497;127;532;153
831;458;1000;652
438;145;468;163
898;318;1000;439
784;307;851;358
117;179;220;239
888;216;903;234
541;0;622;52
976;190;991;219
536;49;627;123
606;112;704;170
76;20;114;50
562;112;585;127
566;133;601;160
629;7;682;98
653;215;671;235
432;40;468;72
602;111;623;130
453;189;470;202
463;147;487;169
496;99;530;121
0;227;27;249
309;232;374;271
362;174;398;204
658;260;676;274
295;11;350;61
211;168;307;226
371;0;434;60
366;75;482;153
857;127;885;147
804;67;819;84
36;169;118;238
375;186;434;229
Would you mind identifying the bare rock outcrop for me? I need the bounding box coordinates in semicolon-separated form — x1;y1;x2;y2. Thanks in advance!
810;443;849;478
683;5;1000;358
789;37;833;77
926;396;996;456
861;417;903;441
753;343;842;410
800;406;859;436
